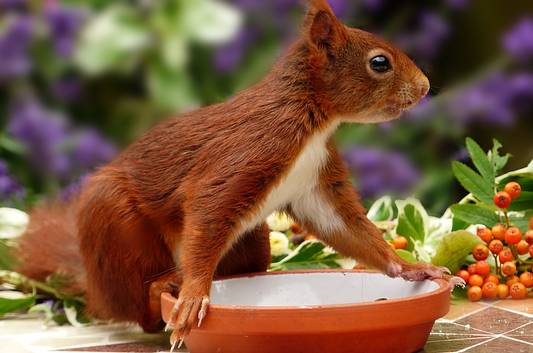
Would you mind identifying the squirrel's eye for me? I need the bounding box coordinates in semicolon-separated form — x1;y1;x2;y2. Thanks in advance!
370;56;391;73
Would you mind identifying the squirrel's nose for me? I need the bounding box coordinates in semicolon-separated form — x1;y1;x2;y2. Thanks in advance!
417;75;430;98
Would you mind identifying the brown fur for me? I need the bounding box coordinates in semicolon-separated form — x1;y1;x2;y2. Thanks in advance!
15;0;445;344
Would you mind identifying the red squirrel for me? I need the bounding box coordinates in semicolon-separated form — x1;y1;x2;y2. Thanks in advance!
15;0;460;349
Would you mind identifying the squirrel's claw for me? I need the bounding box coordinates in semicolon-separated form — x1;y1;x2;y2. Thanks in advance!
167;293;210;349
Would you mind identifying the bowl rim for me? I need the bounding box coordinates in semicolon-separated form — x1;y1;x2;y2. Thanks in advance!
162;269;450;312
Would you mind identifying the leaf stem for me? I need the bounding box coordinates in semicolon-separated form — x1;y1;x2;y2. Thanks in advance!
503;209;511;228
494;253;502;278
0;270;85;304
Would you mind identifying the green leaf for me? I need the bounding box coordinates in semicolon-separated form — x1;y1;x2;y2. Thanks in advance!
0;134;25;155
146;59;199;112
28;303;54;324
269;240;341;271
450;204;501;229
451;285;469;301
491;139;511;172
367;195;393;222
75;6;149;75
396;204;426;243
414;241;431;263
183;0;242;44
466;137;495;184
509;211;533;233
498;176;533;192
431;230;484;275
395;249;417;263
52;312;69;326
452;217;470;232
0;240;18;270
0;291;35;317
452;161;495;205
507;191;533;212
64;300;90;326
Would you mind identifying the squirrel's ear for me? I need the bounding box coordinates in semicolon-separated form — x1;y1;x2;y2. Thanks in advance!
304;0;347;48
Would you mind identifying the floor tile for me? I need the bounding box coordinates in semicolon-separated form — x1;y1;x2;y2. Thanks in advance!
493;297;533;316
453;306;532;334
59;335;186;352
443;301;486;321
421;337;492;353
463;336;533;352
428;321;493;337
505;322;533;344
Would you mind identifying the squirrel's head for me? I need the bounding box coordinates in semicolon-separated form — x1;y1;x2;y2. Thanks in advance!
304;0;429;123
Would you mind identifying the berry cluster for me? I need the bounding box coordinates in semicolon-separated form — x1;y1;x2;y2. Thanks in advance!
457;181;533;300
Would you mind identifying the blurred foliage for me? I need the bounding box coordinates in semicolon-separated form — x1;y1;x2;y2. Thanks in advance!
0;0;532;215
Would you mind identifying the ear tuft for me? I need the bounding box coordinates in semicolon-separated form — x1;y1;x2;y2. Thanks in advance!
305;0;347;48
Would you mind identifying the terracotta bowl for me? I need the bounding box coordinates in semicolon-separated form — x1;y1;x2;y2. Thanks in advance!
161;269;450;353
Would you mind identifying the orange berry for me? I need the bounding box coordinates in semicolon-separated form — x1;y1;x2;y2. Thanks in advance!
504;181;521;199
506;275;520;287
476;228;492;243
468;274;484;287
482;282;499;298
467;286;483;301
505;227;523;245
467;263;477;276
502;261;517;276
304;234;317;241
484;274;500;285
499;249;514;264
497;284;510;299
472;244;490;261
510;282;527;299
525;230;533;245
530;245;533;258
489;239;504;254
517;240;530;255
520;272;533;288
392;236;408;250
476;260;491;276
456;270;470;283
290;223;302;234
492;224;507;240
494;191;511;209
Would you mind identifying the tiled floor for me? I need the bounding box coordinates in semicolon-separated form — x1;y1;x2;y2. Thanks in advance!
2;297;533;353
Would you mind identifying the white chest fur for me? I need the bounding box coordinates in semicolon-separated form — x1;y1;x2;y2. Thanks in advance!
237;122;344;236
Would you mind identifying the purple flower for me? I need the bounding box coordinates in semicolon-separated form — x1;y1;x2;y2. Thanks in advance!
361;0;384;12
0;159;24;200
52;75;81;101
213;26;257;74
44;5;84;57
8;97;70;177
341;147;420;200
60;173;90;201
72;129;116;169
326;0;350;18
502;17;533;63
0;0;27;11
452;148;470;163
445;0;471;10
449;71;528;127
0;16;33;79
405;96;435;120
413;11;450;60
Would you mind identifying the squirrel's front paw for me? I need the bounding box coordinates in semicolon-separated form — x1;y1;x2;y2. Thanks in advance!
396;262;450;282
166;292;210;351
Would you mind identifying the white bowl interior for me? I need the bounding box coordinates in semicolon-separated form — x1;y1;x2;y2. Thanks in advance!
210;272;440;307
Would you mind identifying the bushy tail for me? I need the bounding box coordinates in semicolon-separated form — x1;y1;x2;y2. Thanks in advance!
14;199;86;296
